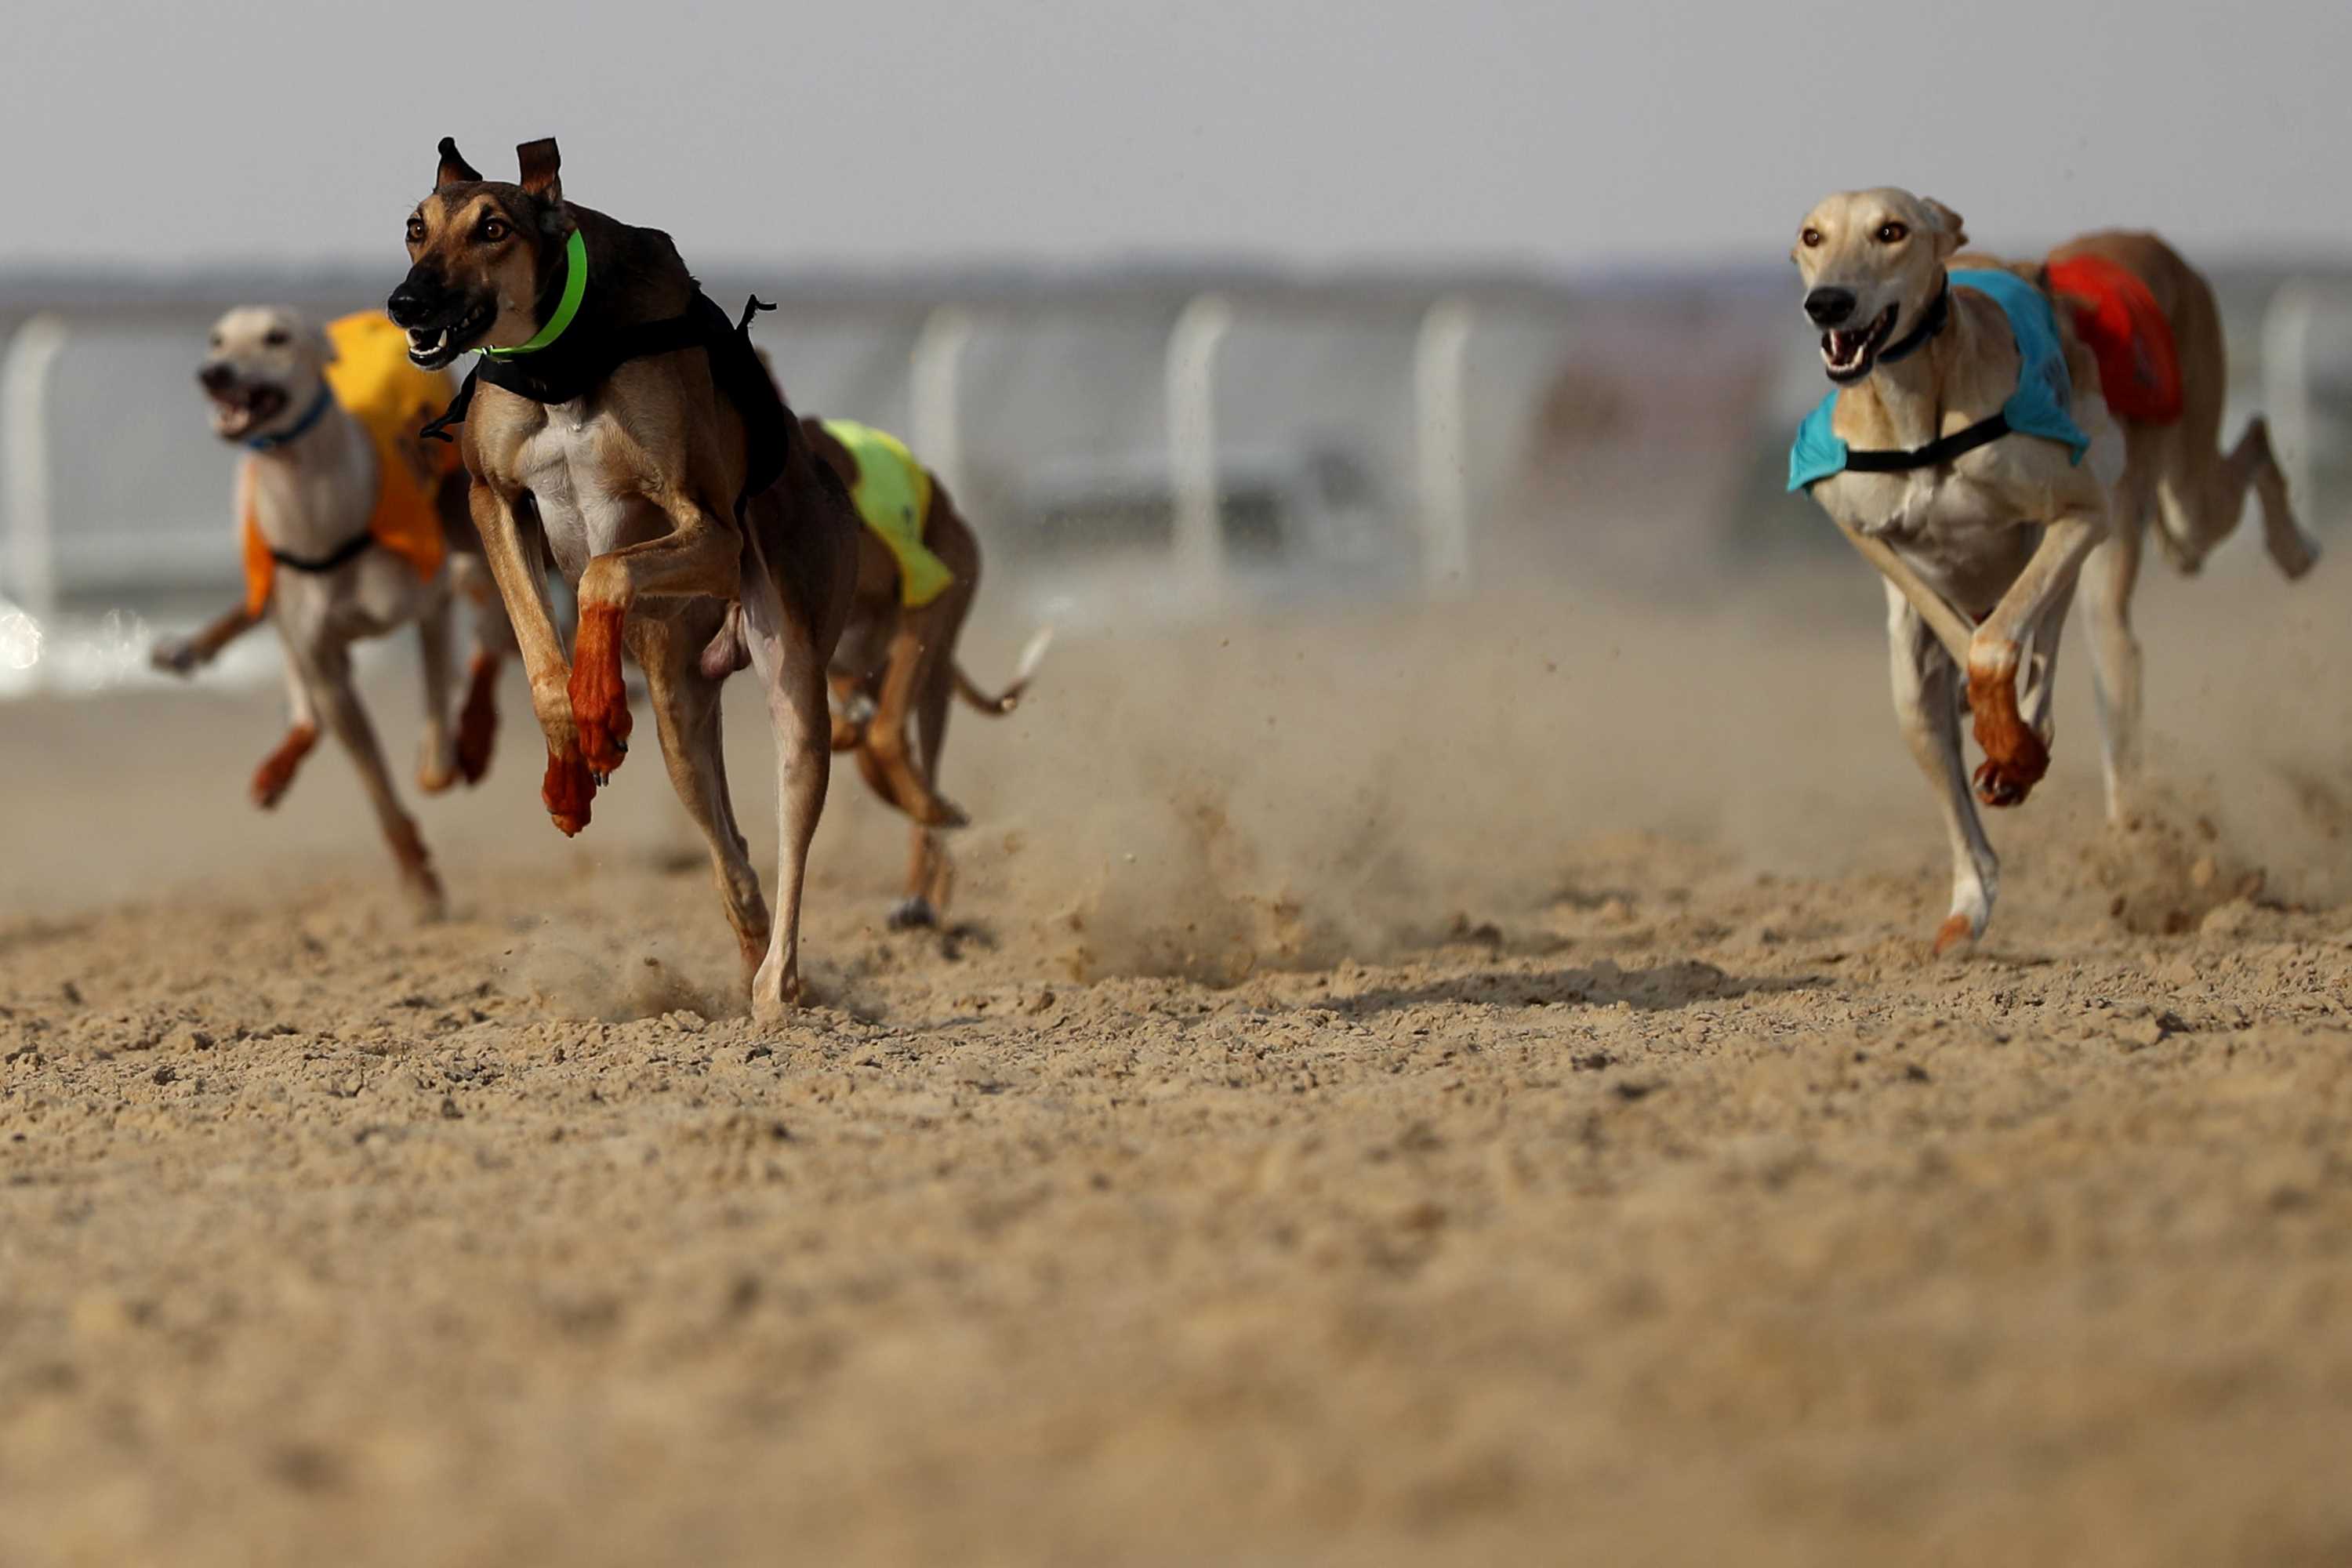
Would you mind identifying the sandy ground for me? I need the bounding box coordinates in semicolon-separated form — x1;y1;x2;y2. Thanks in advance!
4;555;2351;1566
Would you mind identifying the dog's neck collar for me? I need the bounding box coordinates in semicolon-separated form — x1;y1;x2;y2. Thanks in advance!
481;228;589;361
1873;276;1951;368
244;381;336;452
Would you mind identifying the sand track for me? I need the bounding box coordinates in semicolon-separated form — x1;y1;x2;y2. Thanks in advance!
4;569;2350;1564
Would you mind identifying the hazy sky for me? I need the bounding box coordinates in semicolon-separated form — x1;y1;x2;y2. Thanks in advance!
5;0;2348;274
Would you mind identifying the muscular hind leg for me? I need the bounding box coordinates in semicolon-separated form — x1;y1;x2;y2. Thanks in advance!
2082;522;2144;826
452;553;511;785
2158;418;2319;579
632;615;771;986
865;620;968;829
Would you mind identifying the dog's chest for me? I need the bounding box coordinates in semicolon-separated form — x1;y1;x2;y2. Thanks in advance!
1827;464;2013;543
1814;462;2039;608
513;406;659;580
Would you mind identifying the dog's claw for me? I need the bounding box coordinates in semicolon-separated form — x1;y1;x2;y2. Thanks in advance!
1971;757;2039;809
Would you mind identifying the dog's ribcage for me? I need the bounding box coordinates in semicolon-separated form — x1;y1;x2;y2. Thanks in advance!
1820;463;2045;618
514;405;666;584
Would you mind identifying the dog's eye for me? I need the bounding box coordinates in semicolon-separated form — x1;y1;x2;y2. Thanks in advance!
1800;227;1824;249
1876;222;1909;243
405;216;426;245
480;218;509;243
263;328;289;347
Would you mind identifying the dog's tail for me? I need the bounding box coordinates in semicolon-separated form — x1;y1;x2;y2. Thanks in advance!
954;626;1053;715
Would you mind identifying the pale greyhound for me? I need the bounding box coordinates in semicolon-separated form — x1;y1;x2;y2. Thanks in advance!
153;306;510;915
386;136;858;1017
1790;189;2128;954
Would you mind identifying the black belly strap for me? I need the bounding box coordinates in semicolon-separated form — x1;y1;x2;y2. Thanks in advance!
422;292;792;514
271;530;376;575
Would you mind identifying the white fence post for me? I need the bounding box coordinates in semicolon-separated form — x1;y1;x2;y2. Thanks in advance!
2;313;69;619
2262;282;2318;519
1166;294;1233;601
1414;295;1476;596
910;306;972;499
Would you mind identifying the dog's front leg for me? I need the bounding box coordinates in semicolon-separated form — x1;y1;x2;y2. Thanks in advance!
570;490;742;780
289;637;445;919
152;601;260;676
468;477;594;834
1887;582;1999;954
252;647;321;809
1966;513;2103;808
413;587;460;793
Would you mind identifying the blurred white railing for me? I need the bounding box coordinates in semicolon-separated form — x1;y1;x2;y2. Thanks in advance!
0;281;1574;699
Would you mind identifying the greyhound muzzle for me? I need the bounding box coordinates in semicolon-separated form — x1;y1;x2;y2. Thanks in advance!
1806;288;1900;384
386;273;495;371
197;363;292;441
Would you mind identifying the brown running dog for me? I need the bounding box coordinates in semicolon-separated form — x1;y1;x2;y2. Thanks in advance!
799;417;1049;931
387;136;857;1017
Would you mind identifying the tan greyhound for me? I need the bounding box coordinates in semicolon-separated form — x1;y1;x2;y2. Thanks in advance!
1791;190;2320;954
1789;188;2127;955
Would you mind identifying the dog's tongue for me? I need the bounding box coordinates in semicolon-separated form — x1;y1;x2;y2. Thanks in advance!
1828;328;1866;361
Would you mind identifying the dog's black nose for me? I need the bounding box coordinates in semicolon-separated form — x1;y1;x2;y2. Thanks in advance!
197;361;237;393
1805;287;1857;328
385;286;429;329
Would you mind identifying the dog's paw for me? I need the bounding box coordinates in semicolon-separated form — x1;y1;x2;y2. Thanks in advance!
249;725;317;810
541;746;597;837
1971;747;2045;809
1966;665;2048;809
916;796;971;831
151;637;201;676
1931;913;1979;959
2272;525;2321;583
568;604;633;779
887;896;939;931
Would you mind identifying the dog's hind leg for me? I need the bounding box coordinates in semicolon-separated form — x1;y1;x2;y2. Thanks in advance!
739;548;833;1017
866;613;971;830
414;589;461;794
452;553;509;786
893;612;969;929
2082;481;2149;826
1888;583;1998;955
2157;419;2318;581
252;656;320;809
632;614;772;987
298;641;445;919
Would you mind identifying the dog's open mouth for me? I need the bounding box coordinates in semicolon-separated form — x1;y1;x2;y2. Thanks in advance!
405;302;496;370
1820;304;1899;383
208;382;289;441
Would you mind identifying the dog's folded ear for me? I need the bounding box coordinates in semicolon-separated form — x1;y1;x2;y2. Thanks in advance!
517;138;563;205
437;136;483;189
1922;198;1968;256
